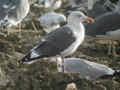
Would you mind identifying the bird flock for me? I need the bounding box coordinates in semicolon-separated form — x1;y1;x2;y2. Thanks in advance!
0;0;120;81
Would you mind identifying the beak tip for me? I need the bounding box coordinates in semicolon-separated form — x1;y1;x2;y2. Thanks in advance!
87;18;94;23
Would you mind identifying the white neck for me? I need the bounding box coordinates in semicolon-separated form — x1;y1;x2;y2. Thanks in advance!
67;17;85;43
20;0;29;6
67;18;85;34
17;0;30;20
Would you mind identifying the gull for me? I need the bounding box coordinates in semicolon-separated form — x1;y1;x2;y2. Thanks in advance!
57;57;120;80
63;0;87;13
88;0;115;11
64;0;86;8
18;11;94;65
34;0;62;10
103;0;116;11
86;0;120;56
87;0;112;18
88;0;99;10
0;0;34;37
28;0;38;5
0;0;30;33
30;0;62;31
37;11;66;33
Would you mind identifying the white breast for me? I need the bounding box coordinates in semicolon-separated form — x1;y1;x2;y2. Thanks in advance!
61;23;85;56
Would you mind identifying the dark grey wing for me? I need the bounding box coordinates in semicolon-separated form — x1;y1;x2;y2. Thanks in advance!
18;26;76;64
31;26;76;58
87;0;109;18
86;12;120;36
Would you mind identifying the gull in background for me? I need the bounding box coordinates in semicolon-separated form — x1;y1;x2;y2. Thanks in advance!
34;0;62;11
18;11;94;67
87;0;113;18
28;0;38;5
86;0;120;56
88;0;115;11
37;11;66;33
57;57;120;80
31;0;63;31
0;0;30;34
88;0;99;10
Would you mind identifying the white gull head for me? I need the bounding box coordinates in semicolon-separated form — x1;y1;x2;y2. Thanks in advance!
67;11;94;24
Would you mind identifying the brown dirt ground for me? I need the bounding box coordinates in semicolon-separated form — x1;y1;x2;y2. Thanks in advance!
0;28;120;90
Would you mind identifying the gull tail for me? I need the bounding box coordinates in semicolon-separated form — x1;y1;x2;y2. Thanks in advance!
18;53;31;64
18;52;41;65
113;69;120;76
100;69;120;79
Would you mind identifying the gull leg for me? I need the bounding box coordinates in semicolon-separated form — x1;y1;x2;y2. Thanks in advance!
31;18;38;32
29;10;38;31
111;41;119;57
108;40;112;56
7;27;13;36
62;56;64;64
61;56;64;72
7;27;11;36
18;23;21;32
18;23;22;38
56;56;59;71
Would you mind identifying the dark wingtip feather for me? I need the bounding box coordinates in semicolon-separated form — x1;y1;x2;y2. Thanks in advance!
18;59;24;65
99;69;120;79
18;53;31;65
114;69;120;76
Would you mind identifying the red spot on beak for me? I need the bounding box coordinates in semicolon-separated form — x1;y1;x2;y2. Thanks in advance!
87;18;94;23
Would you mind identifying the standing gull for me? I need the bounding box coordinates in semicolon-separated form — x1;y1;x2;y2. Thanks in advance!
87;0;113;18
57;57;120;80
18;11;94;65
34;0;62;10
0;0;30;33
29;0;38;5
86;0;120;56
37;11;66;33
88;0;115;11
88;0;99;10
